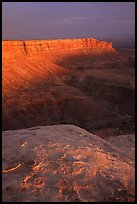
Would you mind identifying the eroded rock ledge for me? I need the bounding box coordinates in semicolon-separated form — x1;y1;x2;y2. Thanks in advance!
2;125;135;202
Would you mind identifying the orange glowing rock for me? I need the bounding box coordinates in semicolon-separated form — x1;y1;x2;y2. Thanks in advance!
2;38;114;96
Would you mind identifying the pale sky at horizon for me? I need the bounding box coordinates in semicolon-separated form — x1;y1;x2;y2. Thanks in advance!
2;2;135;40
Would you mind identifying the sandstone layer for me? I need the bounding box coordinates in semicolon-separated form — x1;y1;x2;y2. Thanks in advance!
2;125;135;202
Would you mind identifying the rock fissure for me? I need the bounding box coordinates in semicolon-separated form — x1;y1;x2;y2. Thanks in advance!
22;41;27;55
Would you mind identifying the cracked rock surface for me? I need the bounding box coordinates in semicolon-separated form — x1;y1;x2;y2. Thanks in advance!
2;125;135;202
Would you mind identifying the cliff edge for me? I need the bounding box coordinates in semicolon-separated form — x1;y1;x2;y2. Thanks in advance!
2;38;114;60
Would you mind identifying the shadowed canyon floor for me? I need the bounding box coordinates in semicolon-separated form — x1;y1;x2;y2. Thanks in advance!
2;38;135;202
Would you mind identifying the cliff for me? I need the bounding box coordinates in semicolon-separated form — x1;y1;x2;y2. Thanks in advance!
2;38;113;60
2;125;135;202
2;38;115;95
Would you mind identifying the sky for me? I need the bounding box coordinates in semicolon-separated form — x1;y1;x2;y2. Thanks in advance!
2;2;135;40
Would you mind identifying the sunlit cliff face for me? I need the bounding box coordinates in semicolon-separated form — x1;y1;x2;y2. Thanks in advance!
2;38;113;60
2;38;114;95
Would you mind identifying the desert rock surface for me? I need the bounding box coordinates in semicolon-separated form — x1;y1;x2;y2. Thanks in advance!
2;125;135;202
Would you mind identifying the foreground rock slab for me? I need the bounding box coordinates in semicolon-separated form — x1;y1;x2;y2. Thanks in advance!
2;125;135;202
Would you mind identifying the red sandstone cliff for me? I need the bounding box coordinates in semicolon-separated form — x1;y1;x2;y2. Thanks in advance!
2;38;113;60
2;38;114;94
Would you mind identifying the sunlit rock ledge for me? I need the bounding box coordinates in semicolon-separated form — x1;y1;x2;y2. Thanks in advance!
2;124;135;202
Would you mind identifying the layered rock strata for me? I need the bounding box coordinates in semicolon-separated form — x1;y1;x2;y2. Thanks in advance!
2;38;113;60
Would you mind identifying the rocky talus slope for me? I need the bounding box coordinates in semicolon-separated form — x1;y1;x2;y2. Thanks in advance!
2;125;135;202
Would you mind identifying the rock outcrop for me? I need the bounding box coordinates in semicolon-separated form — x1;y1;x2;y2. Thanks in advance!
2;125;135;202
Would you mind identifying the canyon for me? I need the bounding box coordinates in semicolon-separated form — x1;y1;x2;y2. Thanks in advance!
2;38;135;136
2;38;135;202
